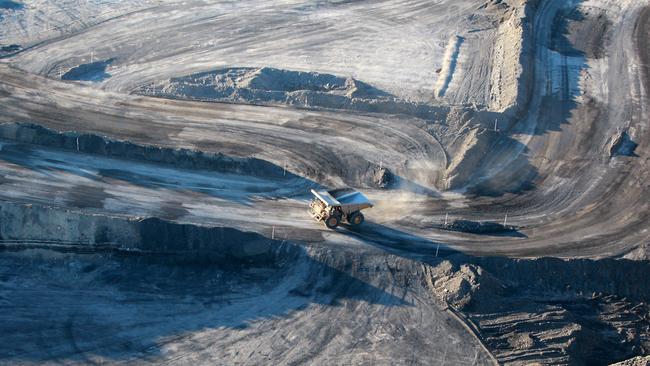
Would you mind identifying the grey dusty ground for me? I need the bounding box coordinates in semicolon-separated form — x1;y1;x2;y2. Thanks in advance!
0;0;649;365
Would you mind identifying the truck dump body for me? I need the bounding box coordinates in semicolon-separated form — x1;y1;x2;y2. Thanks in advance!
328;189;373;214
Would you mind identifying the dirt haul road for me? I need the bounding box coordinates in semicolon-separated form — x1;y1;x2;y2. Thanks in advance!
0;0;649;365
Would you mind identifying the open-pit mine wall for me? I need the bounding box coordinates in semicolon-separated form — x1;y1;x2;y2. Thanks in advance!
488;0;538;116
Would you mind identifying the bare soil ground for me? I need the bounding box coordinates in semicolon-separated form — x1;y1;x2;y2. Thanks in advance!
0;0;649;364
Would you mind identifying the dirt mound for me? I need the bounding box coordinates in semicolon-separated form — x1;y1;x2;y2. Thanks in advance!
444;127;499;190
488;0;536;115
441;219;517;235
134;67;451;121
239;67;348;93
0;43;20;55
143;66;390;101
425;260;506;310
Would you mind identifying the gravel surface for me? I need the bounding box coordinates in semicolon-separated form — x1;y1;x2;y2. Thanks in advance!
0;0;649;364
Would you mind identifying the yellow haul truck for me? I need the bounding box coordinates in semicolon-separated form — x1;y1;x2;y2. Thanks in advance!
309;188;373;229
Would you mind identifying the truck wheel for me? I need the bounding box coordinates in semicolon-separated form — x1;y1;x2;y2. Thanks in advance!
325;216;340;229
347;212;364;226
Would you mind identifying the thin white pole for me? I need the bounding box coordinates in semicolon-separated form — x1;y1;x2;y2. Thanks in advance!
436;244;440;257
272;226;275;240
494;118;498;132
503;213;508;226
444;212;448;226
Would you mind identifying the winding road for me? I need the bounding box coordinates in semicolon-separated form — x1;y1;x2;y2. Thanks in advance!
1;1;650;364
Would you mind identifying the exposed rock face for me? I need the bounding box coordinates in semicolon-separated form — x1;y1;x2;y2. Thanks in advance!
550;5;611;60
624;243;650;261
507;332;536;351
0;200;298;263
425;260;507;311
0;122;287;178
371;167;393;189
611;356;650;366
423;255;650;365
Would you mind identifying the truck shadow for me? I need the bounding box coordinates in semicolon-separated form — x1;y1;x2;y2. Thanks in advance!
336;221;457;259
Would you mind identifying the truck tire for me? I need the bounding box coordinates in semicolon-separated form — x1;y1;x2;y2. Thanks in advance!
347;212;364;226
325;215;340;229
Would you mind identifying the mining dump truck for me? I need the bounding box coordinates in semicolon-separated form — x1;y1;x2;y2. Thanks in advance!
309;188;373;229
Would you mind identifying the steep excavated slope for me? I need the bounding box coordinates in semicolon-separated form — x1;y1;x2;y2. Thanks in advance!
428;256;650;365
1;0;650;364
2;200;649;365
0;200;497;365
488;0;537;116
